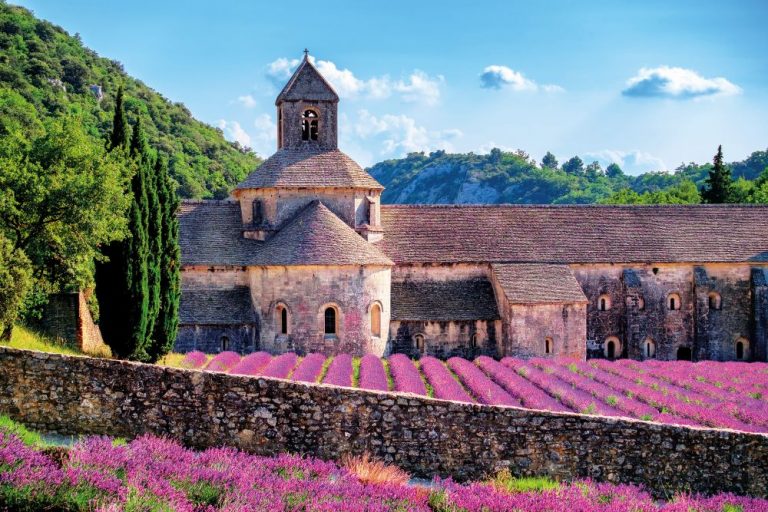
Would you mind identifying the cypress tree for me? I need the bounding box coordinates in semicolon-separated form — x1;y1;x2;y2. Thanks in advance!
108;86;130;151
150;156;180;360
123;159;150;360
702;145;734;204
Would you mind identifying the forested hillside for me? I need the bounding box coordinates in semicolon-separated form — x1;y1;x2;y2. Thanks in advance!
0;1;261;199
369;148;768;205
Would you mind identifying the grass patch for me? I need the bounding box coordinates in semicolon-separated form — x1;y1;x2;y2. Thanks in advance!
382;359;394;391
6;325;82;356
0;415;48;447
489;469;560;494
316;357;333;384
352;357;361;387
157;352;187;368
606;395;618;406
341;452;410;486
414;360;434;398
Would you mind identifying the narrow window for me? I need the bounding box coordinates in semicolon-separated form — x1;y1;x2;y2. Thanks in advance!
607;341;615;359
280;307;288;335
736;341;744;360
278;109;283;148
252;199;263;225
667;293;681;311
598;294;611;311
708;292;722;310
220;335;229;352
600;298;606;310
604;336;620;359
370;303;381;337
301;109;319;141
324;306;337;335
471;333;479;349
415;334;425;354
545;337;553;354
645;339;656;359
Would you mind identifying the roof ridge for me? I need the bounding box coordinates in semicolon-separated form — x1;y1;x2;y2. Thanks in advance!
275;56;339;105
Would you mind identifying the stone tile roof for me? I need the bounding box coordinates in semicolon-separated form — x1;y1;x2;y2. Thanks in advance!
179;287;255;325
249;201;393;266
276;57;339;104
491;264;587;304
179;200;257;266
377;204;768;264
235;148;383;190
391;279;500;321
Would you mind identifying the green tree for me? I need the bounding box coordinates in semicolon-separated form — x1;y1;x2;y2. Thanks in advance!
562;156;584;176
0;235;32;341
606;163;624;179
701;145;734;203
150;156;180;360
541;151;558;169
109;85;130;151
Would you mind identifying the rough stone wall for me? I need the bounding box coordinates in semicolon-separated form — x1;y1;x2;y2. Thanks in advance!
38;292;106;354
250;265;391;356
180;267;249;288
504;303;586;359
573;266;627;358
389;319;500;359
0;347;766;498
175;325;257;354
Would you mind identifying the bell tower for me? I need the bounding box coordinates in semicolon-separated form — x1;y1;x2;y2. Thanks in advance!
276;50;340;150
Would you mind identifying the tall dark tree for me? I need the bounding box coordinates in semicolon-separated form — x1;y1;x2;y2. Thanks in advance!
150;156;180;360
108;86;129;151
541;151;558;169
562;156;585;175
702;145;734;204
606;163;624;179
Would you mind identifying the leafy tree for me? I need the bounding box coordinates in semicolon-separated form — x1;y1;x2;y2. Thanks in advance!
601;180;700;205
541;151;558;169
606;163;624;179
150;156;180;360
585;161;603;180
701;145;734;204
0;235;32;341
562;156;585;176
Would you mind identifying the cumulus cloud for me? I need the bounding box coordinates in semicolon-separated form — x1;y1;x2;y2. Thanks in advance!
622;66;741;99
480;65;563;92
265;56;443;105
583;149;667;175
236;95;257;108
217;120;251;148
353;109;461;155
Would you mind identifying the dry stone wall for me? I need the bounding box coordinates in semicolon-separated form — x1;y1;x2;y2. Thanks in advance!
0;347;766;498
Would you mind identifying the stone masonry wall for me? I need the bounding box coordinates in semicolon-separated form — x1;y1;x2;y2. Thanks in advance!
0;347;766;498
38;292;106;354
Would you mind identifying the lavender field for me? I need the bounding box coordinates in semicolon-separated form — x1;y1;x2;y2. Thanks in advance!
179;351;768;434
1;428;767;512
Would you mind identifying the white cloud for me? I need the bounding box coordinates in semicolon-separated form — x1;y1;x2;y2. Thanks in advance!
353;109;461;155
622;66;741;99
251;114;277;156
480;65;563;92
265;56;443;105
237;95;257;108
583;149;667;175
217;120;251;148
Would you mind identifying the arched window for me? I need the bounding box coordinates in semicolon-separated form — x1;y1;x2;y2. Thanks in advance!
708;292;722;310
644;338;656;359
276;304;289;335
676;347;692;361
667;293;681;311
598;294;611;311
370;303;381;337
545;337;553;355
252;199;263;225
735;338;749;360
471;333;479;349
324;306;337;335
220;335;229;352
414;334;425;354
604;336;620;360
301;109;319;141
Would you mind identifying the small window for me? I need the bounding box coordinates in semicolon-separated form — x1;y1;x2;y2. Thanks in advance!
735;338;749;361
370;303;381;337
598;294;611;311
545;337;553;354
301;109;319;141
324;306;337;335
644;338;656;359
667;293;681;311
708;292;722;310
252;200;263;225
677;347;692;361
414;334;425;354
220;335;229;352
471;333;479;349
276;304;289;335
604;336;620;360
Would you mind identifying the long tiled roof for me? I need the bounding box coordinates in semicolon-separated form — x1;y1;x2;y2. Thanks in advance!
391;279;500;321
491;264;587;304
179;200;256;266
235;148;383;190
248;201;393;266
377;204;768;264
179;287;255;325
275;57;339;104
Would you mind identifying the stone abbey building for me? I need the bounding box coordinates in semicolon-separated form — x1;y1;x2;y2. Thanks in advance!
177;54;768;362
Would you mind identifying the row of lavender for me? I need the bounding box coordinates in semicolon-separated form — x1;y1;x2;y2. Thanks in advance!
179;351;768;433
4;429;766;511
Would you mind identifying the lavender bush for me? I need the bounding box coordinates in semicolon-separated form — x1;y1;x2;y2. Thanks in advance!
204;351;241;373
447;357;520;406
229;351;272;376
323;354;354;387
358;354;389;391
260;352;299;379
388;354;427;395
179;350;207;369
291;353;328;383
419;356;474;403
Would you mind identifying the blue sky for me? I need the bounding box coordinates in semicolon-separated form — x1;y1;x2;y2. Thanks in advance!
13;0;768;173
